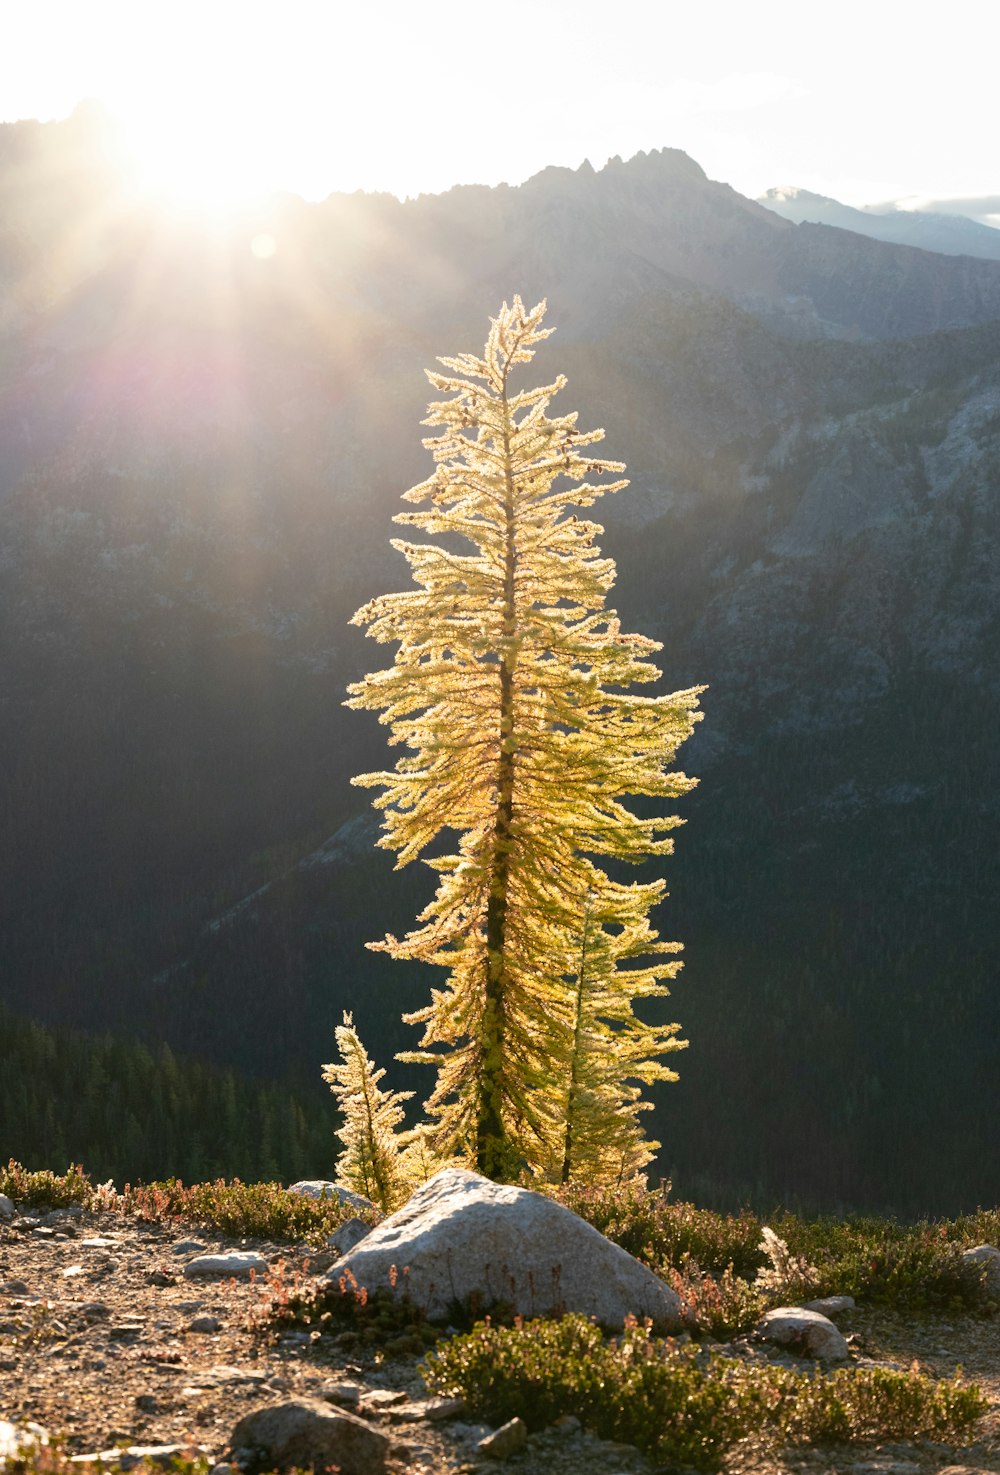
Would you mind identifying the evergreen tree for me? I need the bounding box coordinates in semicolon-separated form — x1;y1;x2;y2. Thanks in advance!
322;1012;412;1211
348;297;703;1180
548;885;687;1187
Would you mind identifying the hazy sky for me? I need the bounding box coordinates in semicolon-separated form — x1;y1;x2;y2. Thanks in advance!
4;0;998;216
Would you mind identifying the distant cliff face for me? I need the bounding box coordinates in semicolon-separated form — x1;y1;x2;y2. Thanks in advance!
1;123;998;1213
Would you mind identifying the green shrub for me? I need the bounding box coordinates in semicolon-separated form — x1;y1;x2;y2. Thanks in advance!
666;1256;766;1338
425;1314;986;1472
733;1361;988;1445
424;1314;739;1471
0;1161;374;1244
0;1160;96;1208
119;1177;373;1244
552;1182;763;1279
773;1213;991;1311
950;1207;1000;1248
254;1260;515;1354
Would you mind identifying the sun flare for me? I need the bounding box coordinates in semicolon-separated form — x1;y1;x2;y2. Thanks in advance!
124;106;275;213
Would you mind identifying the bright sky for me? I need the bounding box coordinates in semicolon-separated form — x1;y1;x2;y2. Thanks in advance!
4;0;999;216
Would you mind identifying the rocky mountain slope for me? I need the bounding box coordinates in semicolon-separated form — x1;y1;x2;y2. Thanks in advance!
1;116;998;1211
759;186;1000;261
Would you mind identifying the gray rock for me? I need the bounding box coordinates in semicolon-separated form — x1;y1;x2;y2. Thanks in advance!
552;1414;582;1435
317;1381;363;1408
328;1217;372;1254
42;1207;82;1225
327;1168;683;1329
229;1398;389;1475
183;1252;268;1279
287;1180;374;1212
0;1195;16;1221
478;1417;528;1459
361;1389;408;1412
187;1315;223;1333
388;1396;466;1424
421;1397;466;1422
961;1244;1000;1296
171;1240;208;1256
801;1294;856;1318
757;1306;850;1361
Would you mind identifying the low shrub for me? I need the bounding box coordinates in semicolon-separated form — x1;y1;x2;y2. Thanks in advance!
424;1313;986;1472
666;1256;766;1338
118;1177;372;1244
773;1213;992;1311
424;1314;739;1471
0;1161;372;1244
552;1182;763;1279
253;1260;514;1355
0;1161;96;1208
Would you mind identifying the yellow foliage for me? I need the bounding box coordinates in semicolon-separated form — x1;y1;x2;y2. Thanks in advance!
348;298;704;1180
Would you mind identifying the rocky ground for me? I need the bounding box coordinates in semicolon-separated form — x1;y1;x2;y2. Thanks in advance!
2;1204;999;1475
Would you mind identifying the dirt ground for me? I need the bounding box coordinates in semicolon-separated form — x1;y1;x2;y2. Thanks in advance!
2;1205;998;1475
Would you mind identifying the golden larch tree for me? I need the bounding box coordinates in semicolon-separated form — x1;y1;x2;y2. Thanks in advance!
348;297;703;1181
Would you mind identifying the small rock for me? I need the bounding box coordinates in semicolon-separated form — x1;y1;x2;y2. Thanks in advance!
206;1365;270;1386
961;1244;1000;1296
188;1315;223;1334
134;1394;159;1414
184;1252;267;1279
172;1240;208;1256
757;1307;850;1360
229;1398;389;1475
0;1280;29;1295
328;1217;373;1255
147;1270;175;1286
318;1381;363;1408
362;1389;409;1411
42;1207;82;1225
478;1417;528;1459
79;1237;120;1249
422;1397;466;1422
62;1264;86;1278
801;1294;856;1318
552;1414;581;1435
288;1180;375;1212
31;1225;55;1239
0;1194;15;1221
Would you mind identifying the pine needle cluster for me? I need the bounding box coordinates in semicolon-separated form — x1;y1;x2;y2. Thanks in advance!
347;297;704;1182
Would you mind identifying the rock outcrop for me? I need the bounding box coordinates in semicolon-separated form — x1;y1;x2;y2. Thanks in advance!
326;1168;683;1329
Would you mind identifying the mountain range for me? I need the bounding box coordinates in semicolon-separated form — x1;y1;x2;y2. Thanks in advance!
758;184;1000;260
2;112;998;1213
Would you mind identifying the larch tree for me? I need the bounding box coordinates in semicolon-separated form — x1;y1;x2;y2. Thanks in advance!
546;882;687;1187
348;297;703;1182
322;1011;412;1212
